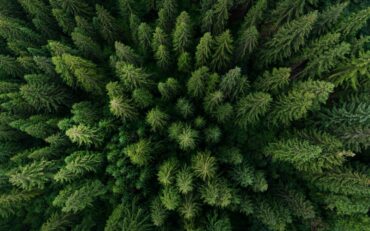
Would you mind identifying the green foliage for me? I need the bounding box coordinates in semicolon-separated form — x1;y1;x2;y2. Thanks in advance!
94;5;119;44
236;26;259;61
146;107;169;131
115;62;152;90
160;186;180;210
301;33;351;78
124;139;153;166
53;180;106;213
254;67;291;92
211;30;234;71
269;80;334;125
265;138;323;171
242;0;267;28
192;151;217;181
8;160;54;190
105;199;152;231
158;159;178;186
54;151;103;183
261;12;317;65
176;166;194;194
187;66;209;98
195;32;213;67
66;124;104;147
337;7;370;37
20;74;70;112
0;1;368;230
329;51;370;89
52;54;104;93
109;96;138;121
315;2;348;34
236;92;272;128
0;191;37;218
220;67;249;99
173;11;192;54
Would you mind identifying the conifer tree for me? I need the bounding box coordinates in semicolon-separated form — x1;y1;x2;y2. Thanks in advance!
195;32;213;67
211;30;234;71
261;12;317;65
20;74;70;112
93;5;119;44
173;11;192;54
52;54;104;93
236;26;259;61
8;160;54;190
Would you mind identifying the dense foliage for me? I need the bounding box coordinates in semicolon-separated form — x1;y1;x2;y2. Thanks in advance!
0;0;369;230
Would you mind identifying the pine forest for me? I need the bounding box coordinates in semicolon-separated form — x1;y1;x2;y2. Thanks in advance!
0;0;369;230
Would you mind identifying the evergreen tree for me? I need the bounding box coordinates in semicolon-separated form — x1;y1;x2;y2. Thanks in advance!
8;160;54;190
211;30;234;71
52;54;104;93
173;11;192;54
20;74;70;112
260;12;317;65
54;151;103;183
195;32;213;68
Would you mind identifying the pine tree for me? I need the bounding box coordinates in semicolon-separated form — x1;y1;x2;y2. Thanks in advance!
177;52;192;73
212;0;231;34
300;33;351;78
254;67;291;92
0;55;24;77
54;151;103;183
52;54;104;93
176;166;194;194
109;96;138;121
236;92;272;128
115;62;152;90
18;0;59;38
220;67;249;99
241;0;267;28
66;124;104;147
71;31;102;60
192;151;217;181
211;30;234;71
0;15;41;44
187;66;209;98
138;23;153;54
269;80;333;126
329;51;370;89
20;74;70;112
53;180;106;213
270;0;316;26
157;158;178;186
146;107;169;132
158;77;180;100
315;2;348;34
114;42;139;65
0;191;37;218
265;138;323;171
236;26;259;61
261;12;317;65
337;7;370;37
124;139;153;166
155;44;171;69
8;160;54;190
173;11;192;54
94;5;119;44
195;32;213;67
